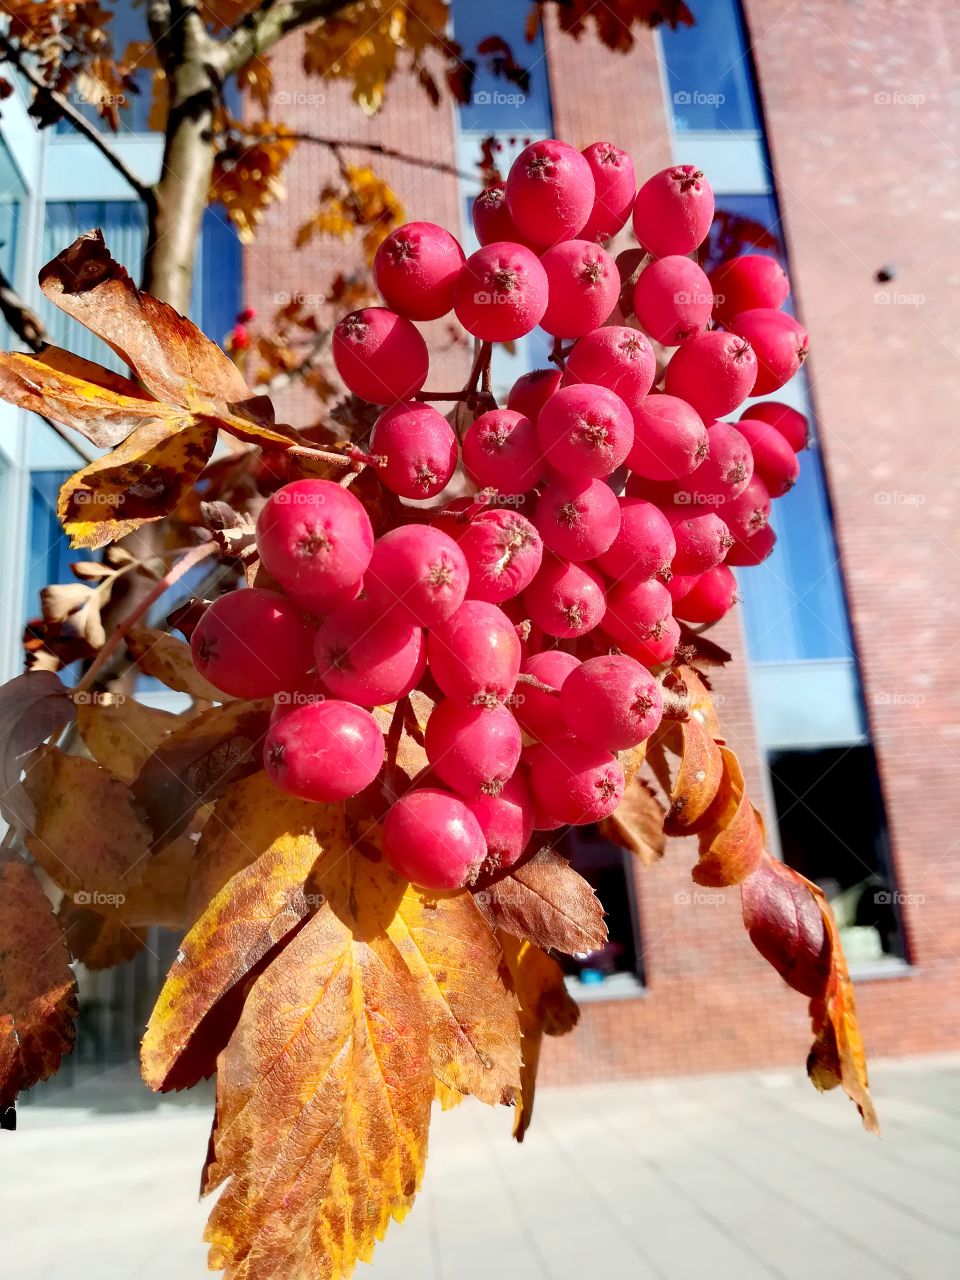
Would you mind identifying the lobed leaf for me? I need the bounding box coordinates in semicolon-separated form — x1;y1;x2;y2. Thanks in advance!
0;670;75;832
0;856;78;1112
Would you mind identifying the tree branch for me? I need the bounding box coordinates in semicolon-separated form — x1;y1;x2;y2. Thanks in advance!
265;131;479;183
0;37;154;205
217;0;364;76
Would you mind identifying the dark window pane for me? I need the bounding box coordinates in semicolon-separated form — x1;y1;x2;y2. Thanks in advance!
556;826;643;985
769;746;905;962
660;0;761;132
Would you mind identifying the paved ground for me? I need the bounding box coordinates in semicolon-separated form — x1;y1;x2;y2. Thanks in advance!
4;1056;960;1279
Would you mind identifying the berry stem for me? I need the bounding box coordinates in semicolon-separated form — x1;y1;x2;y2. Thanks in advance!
515;671;561;698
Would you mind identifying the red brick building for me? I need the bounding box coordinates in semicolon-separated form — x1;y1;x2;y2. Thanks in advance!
245;0;960;1083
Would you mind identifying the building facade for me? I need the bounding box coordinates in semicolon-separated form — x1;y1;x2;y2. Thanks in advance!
2;0;957;1092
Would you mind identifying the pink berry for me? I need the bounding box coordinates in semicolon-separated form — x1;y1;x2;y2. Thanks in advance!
462;408;542;493
673;564;738;624
633;255;713;345
734;416;799;497
534;476;620;562
472;182;537;249
370;402;458;499
454;242;548;341
364;524;469;627
428;600;521;706
528;737;624;825
506;368;562;422
264;700;384;803
191;589;315;700
560;654;663;751
332;307;428;404
424;700;522;799
383;788;487;890
623;613;680;669
709;254;790;327
373;221;465;321
314;598;425;706
468;772;534;874
563;325;656;409
627;394;709;481
505;138;596;247
515;650;580;740
684;420;754;505
594;497;675;584
524;556;606;638
460;509;543;603
632;165;714;257
726;522;777;567
727;309;809;395
579;141;636;243
722;476;772;546
536;383;633;478
740;400;809;452
602;577;672;650
538;240;620;338
668;508;733;573
667;571;699;603
664;330;758;420
256;479;374;612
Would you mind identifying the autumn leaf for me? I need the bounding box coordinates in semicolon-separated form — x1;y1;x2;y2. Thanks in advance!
662;717;723;835
57;899;147;971
201;863;434;1280
125;626;225;702
0;671;75;832
0;855;78;1113
692;746;764;887
40;582;106;650
500;933;579;1143
600;775;666;864
142;779;332;1091
132;699;272;847
57;415;218;549
76;694;179;784
22;746;153;896
474;847;607;956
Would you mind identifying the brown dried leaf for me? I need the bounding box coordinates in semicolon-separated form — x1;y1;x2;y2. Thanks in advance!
0;856;78;1112
22;746;153;896
600;776;667;864
0;671;75;832
57;899;146;970
475;847;607;956
125;626;225;701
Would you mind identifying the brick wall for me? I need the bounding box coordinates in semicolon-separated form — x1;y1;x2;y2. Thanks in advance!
244;3;960;1089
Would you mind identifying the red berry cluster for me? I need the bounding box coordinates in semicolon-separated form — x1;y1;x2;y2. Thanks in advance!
191;139;810;894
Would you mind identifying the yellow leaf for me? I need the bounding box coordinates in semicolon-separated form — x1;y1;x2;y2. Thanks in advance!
76;695;179;784
125;627;225;702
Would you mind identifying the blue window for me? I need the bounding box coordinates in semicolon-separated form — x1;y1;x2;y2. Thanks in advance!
55;1;155;136
450;0;552;134
659;0;761;133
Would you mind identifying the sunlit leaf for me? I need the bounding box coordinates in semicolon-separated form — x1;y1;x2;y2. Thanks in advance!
475;847;607;956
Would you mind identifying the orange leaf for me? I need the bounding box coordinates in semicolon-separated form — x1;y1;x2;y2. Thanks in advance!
57;415;218;549
0;855;78;1112
57;900;147;971
202;855;433;1280
662;717;723;834
600;776;667;864
692;746;764;886
76;695;179;784
499;934;579;1142
474;847;607;955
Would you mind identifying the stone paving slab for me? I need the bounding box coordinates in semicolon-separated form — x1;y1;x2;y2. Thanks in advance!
3;1056;959;1280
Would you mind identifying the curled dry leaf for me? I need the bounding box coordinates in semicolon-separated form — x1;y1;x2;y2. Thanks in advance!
76;695;179;784
600;775;667;865
499;933;579;1143
662;716;723;835
0;855;78;1112
125;626;225;702
22;746;153;896
132;699;273;847
40;582;107;649
692;745;764;887
0;670;75;831
474;847;607;956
